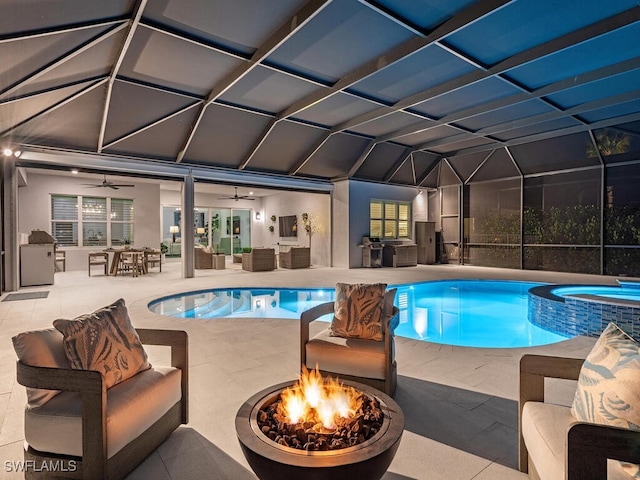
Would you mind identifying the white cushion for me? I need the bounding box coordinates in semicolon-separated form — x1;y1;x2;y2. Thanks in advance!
12;328;69;407
25;366;181;458
522;402;632;480
305;327;392;380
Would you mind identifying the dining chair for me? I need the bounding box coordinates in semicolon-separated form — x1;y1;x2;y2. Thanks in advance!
119;251;144;277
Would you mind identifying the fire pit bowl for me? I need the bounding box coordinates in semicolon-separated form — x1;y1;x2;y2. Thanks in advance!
235;379;404;480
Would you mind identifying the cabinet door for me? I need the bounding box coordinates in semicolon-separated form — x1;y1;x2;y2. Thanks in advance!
415;222;436;264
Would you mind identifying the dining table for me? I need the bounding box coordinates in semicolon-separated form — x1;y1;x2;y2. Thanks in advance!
103;248;153;276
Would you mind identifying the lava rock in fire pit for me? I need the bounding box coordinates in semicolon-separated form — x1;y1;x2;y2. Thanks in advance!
256;392;383;451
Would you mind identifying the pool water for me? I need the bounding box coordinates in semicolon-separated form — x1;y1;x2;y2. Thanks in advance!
552;285;640;302
148;280;571;348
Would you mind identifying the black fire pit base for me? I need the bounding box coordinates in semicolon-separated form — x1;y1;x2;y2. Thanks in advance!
235;380;404;480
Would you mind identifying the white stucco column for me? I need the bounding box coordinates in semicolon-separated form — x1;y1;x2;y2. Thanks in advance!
2;159;19;291
331;179;350;268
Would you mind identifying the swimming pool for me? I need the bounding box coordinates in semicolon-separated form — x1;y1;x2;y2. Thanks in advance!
149;280;571;348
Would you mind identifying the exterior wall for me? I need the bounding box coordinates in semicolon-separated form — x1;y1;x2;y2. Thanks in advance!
262;191;331;267
346;180;420;268
17;171;160;272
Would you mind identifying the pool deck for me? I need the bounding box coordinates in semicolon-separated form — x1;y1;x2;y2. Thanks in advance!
0;261;630;479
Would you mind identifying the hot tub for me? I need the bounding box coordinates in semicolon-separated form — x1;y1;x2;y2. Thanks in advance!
528;280;640;341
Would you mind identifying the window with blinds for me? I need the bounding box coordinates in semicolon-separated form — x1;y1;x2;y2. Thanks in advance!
369;199;411;239
83;197;107;247
111;198;134;246
51;195;78;246
51;195;133;247
370;201;383;237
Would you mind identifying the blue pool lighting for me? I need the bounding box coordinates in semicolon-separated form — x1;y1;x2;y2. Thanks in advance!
149;280;571;348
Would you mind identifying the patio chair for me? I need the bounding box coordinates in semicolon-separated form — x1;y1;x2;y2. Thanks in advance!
12;299;189;480
279;246;310;269
242;248;275;272
519;323;640;480
194;247;214;269
55;248;66;272
119;251;144;277
145;249;162;272
300;284;399;396
88;252;109;276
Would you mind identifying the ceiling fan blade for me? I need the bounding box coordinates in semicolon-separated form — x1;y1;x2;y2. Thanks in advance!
80;175;134;188
217;187;254;200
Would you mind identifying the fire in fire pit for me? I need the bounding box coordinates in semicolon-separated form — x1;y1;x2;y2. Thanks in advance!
257;367;383;451
236;371;404;480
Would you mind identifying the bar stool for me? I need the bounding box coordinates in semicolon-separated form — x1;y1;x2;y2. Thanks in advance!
88;252;109;276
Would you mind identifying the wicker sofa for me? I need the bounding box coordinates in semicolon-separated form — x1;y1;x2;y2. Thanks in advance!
242;248;275;272
279;246;310;269
382;241;418;267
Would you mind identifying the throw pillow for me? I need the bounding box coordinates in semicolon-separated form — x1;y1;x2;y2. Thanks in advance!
330;283;387;341
571;322;640;477
53;298;150;389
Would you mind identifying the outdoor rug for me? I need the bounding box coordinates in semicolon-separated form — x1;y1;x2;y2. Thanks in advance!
2;291;49;302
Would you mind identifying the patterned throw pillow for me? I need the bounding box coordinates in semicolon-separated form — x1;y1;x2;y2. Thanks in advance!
53;298;151;389
571;322;640;477
330;283;387;341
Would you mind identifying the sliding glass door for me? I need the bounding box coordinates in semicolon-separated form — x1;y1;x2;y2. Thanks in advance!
208;208;251;254
162;205;251;257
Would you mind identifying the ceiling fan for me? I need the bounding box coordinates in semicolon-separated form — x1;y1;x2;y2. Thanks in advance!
81;175;135;190
218;187;255;201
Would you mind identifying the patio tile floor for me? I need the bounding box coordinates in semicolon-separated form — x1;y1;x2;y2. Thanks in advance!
0;261;621;479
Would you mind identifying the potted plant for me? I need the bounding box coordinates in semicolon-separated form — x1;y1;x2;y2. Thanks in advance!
301;212;312;247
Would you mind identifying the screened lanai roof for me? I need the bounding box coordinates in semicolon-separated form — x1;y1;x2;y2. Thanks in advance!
2;0;640;187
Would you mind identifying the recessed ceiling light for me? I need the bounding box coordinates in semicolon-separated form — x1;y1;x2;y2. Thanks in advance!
71;169;79;174
3;148;12;156
13;150;21;158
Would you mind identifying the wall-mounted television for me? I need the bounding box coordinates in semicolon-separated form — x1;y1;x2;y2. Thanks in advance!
278;215;297;237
